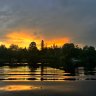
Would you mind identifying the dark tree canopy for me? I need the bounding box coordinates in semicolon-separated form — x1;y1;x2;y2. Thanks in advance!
0;42;95;69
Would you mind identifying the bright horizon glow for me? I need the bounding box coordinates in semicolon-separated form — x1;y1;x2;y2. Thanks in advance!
0;29;84;49
0;29;71;49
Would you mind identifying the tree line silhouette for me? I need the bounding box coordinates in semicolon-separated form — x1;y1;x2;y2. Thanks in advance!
0;42;96;69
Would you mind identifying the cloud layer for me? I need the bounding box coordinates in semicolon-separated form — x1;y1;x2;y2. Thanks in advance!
0;0;96;47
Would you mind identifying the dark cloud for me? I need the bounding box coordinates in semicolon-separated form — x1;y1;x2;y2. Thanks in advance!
0;0;96;47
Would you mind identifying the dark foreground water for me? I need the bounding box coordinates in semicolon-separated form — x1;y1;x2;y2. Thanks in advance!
0;65;96;96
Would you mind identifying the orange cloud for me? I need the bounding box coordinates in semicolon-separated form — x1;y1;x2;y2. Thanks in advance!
45;37;71;47
0;28;71;49
0;42;3;45
3;29;42;48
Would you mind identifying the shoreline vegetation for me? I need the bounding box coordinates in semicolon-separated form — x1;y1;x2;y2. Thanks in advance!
0;41;96;70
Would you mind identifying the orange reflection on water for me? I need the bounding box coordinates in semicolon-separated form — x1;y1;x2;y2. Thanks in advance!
0;85;40;91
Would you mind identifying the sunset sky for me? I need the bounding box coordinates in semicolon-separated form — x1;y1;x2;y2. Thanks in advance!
0;0;96;48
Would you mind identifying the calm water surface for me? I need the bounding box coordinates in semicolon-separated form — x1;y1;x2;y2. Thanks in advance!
0;65;96;81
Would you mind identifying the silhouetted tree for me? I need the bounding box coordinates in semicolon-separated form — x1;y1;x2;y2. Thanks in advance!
82;46;96;67
61;43;82;69
8;44;19;64
0;45;7;64
28;42;39;65
0;42;95;69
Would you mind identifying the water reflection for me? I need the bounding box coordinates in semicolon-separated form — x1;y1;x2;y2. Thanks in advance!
0;65;95;81
0;85;39;91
